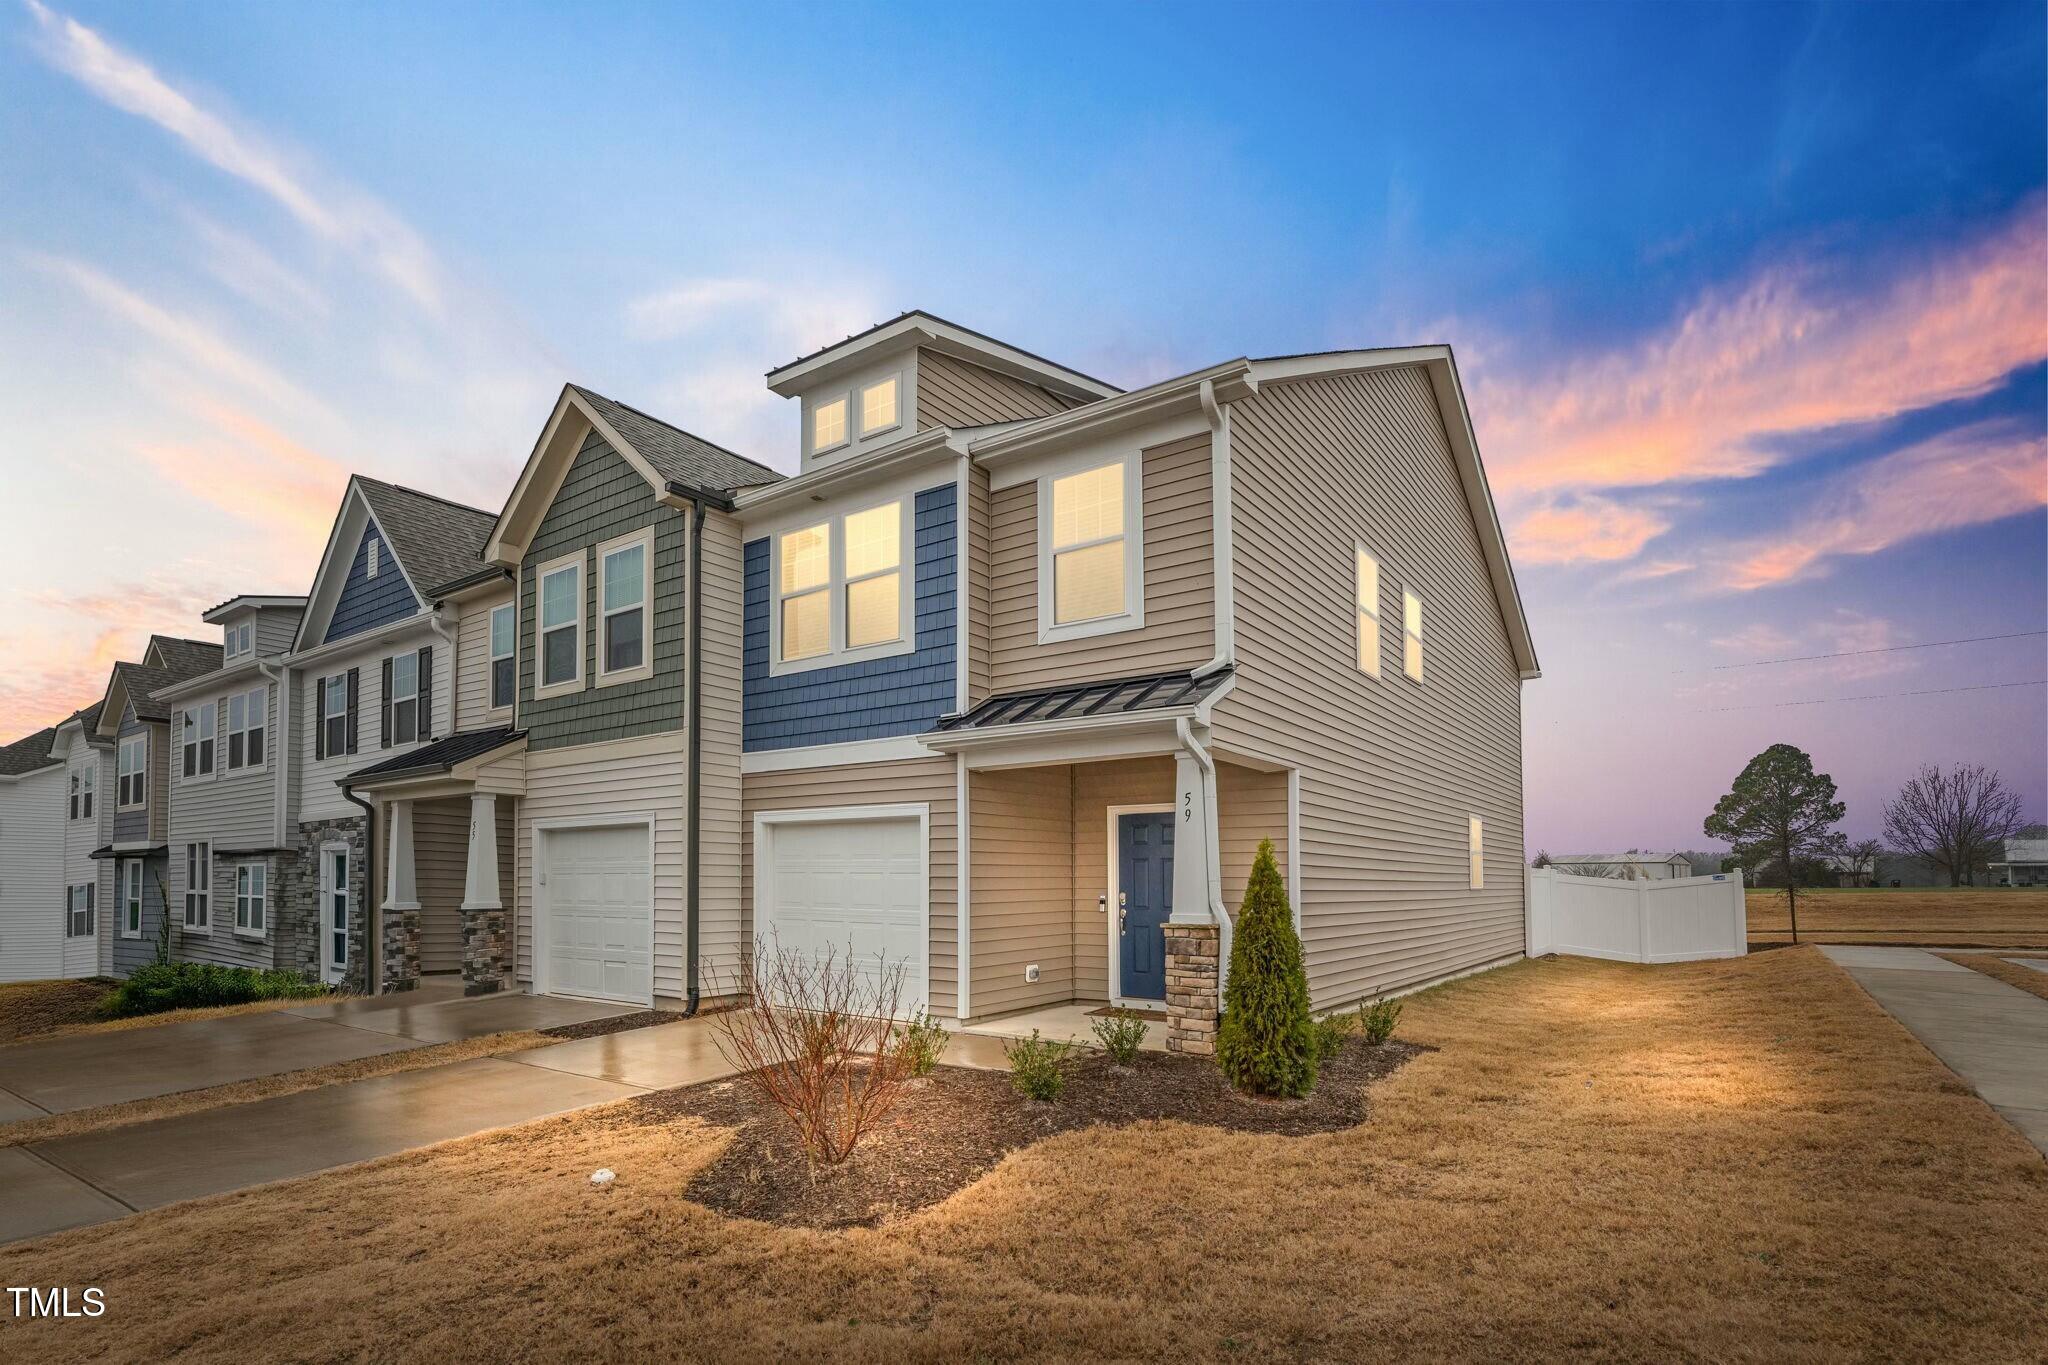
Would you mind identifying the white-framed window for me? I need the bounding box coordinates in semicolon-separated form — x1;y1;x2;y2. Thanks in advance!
489;602;516;711
1402;587;1424;682
1037;451;1143;643
70;763;95;820
117;732;148;809
811;394;849;454
224;621;253;658
181;702;216;779
859;374;901;438
769;496;915;674
388;651;420;745
235;862;267;937
184;841;211;930
1355;545;1382;678
225;685;266;771
122;859;143;938
67;883;94;938
367;538;380;578
1469;816;1484;890
535;552;584;698
597;530;653;684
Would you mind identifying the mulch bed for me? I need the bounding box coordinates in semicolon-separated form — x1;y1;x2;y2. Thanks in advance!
540;1010;698;1041
637;1035;1424;1229
0;978;114;1045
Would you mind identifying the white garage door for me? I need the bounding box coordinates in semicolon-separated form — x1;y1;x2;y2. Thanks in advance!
542;825;652;1005
759;814;927;1018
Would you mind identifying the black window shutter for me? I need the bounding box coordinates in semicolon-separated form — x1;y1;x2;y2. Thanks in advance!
380;657;393;749
313;676;326;760
418;646;433;741
345;668;360;754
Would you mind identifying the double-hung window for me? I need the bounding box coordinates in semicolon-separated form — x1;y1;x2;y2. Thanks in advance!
321;676;349;757
235;863;267;936
776;522;831;664
67;884;94;937
225;685;265;771
535;553;584;697
1402;587;1425;682
489;602;516;710
388;652;420;745
597;532;651;683
1468;816;1485;890
810;395;848;455
842;503;903;649
224;621;252;658
1038;453;1142;642
122;860;143;938
771;498;912;673
1355;546;1382;678
117;732;148;808
858;375;900;438
182;703;216;779
184;842;211;930
70;765;94;820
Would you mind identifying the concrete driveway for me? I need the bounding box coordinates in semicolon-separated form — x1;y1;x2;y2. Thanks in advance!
0;1010;738;1245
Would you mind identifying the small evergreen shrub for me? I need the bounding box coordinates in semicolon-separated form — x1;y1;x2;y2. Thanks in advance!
1003;1029;1073;1101
97;961;326;1019
1310;1012;1350;1064
895;1010;949;1077
1090;1008;1148;1065
1215;838;1318;1098
1355;995;1402;1046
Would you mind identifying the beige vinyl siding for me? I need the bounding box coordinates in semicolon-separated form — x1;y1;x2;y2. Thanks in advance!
413;796;468;973
515;732;688;1000
453;585;515;732
964;463;993;707
968;765;1074;1016
696;510;748;995
1069;757;1174;1001
1218;762;1290;916
741;756;958;1017
988;432;1215;691
1213;365;1525;1007
914;348;1079;430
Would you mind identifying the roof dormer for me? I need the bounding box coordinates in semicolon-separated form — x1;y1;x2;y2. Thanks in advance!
766;311;1120;474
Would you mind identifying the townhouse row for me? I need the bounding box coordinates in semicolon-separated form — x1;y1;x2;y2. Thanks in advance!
0;313;1539;1047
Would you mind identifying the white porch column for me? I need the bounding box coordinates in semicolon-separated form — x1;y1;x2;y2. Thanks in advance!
461;793;508;995
380;798;420;992
1169;750;1213;926
463;793;501;911
1165;740;1225;1055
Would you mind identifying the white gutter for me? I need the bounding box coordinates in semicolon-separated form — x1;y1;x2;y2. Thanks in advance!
1173;715;1231;992
258;659;290;847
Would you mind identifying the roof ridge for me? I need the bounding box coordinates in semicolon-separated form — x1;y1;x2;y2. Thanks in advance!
569;383;782;481
355;473;496;522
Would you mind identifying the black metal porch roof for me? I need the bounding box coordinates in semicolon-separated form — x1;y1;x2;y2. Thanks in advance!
928;668;1230;734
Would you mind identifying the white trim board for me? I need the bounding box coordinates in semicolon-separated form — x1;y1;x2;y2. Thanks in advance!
741;735;939;774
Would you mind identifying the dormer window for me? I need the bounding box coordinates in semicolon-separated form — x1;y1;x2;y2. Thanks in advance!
811;397;849;454
224;622;253;658
859;376;900;437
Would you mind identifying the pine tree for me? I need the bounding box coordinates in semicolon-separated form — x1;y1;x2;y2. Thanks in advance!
1215;838;1317;1097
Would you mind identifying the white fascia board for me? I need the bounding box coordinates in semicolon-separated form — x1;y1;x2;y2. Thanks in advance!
767;315;1120;402
281;611;436;672
203;596;307;623
290;479;370;653
740;734;940;774
969;360;1256;474
923;707;1197;762
733;429;962;526
484;386;670;567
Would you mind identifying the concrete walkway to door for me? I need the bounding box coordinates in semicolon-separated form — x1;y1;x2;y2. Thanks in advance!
1819;945;2048;1156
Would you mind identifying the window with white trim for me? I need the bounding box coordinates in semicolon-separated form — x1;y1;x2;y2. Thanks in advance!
235;862;267;936
321;676;348;757
225;685;266;771
811;395;848;454
771;497;913;672
536;553;584;696
224;621;253;658
184;841;211;930
123;860;143;937
1469;816;1484;890
1038;453;1142;641
67;883;94;937
1402;587;1424;682
118;732;148;808
1355;546;1382;678
388;651;420;745
859;375;900;437
597;532;651;683
70;763;95;820
181;702;216;779
489;602;516;710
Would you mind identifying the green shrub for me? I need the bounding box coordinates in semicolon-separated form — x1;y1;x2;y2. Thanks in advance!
1310;1012;1350;1063
1355;995;1402;1046
1003;1029;1073;1101
97;961;326;1019
1090;1008;1148;1065
1215;838;1318;1098
895;1010;949;1077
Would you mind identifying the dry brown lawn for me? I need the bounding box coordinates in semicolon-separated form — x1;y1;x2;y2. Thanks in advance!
1748;887;2048;948
1937;951;2048;1002
3;948;2043;1363
0;977;322;1046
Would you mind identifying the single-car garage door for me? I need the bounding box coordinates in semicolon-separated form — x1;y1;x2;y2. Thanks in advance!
758;812;927;1018
541;824;651;1005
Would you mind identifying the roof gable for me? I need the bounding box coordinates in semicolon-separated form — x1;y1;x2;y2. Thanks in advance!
322;518;421;645
294;477;496;650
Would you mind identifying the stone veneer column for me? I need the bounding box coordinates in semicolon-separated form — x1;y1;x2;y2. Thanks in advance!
460;792;506;996
1163;923;1220;1055
380;799;421;993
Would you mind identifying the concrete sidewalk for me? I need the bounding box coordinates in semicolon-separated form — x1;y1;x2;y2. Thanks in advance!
1819;945;2048;1156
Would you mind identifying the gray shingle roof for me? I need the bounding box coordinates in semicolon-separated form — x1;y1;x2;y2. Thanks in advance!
570;385;784;496
149;636;224;678
355;477;499;604
0;726;59;776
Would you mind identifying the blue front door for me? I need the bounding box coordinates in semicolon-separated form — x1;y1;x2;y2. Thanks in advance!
1118;812;1174;1000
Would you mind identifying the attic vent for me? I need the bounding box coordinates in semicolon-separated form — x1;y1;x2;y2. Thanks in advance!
367;539;380;578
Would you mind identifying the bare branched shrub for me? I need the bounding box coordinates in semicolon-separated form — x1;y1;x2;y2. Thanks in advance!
710;933;912;1165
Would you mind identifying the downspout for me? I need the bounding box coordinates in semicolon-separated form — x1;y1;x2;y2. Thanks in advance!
257;659;289;849
340;781;378;996
665;480;737;1017
1194;377;1237;680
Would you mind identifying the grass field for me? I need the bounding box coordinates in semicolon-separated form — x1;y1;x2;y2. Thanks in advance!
1747;887;2048;948
3;947;2043;1362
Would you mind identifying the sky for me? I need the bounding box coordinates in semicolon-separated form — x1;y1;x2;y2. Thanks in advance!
0;0;2042;853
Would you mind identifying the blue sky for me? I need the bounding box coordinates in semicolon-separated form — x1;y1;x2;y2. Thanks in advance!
1;0;2042;850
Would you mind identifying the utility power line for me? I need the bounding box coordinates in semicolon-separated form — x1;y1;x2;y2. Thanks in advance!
1705;629;2047;672
1695;679;2046;714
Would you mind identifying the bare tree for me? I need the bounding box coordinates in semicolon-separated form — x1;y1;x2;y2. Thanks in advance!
1843;838;1885;888
710;933;913;1166
1881;764;2028;887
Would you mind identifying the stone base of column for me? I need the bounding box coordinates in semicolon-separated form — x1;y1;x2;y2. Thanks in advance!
1164;923;1220;1056
462;902;507;996
381;902;420;993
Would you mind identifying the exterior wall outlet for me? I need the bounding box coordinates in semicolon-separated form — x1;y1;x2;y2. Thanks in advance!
1025;963;1040;983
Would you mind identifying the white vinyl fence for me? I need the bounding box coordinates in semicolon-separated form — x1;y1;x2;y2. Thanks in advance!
1526;867;1747;963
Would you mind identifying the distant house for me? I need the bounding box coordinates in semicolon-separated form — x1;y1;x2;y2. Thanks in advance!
1551;851;1694;880
1989;839;2048;888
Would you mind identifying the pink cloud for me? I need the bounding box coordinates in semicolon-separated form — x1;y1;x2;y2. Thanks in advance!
1510;493;1671;564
